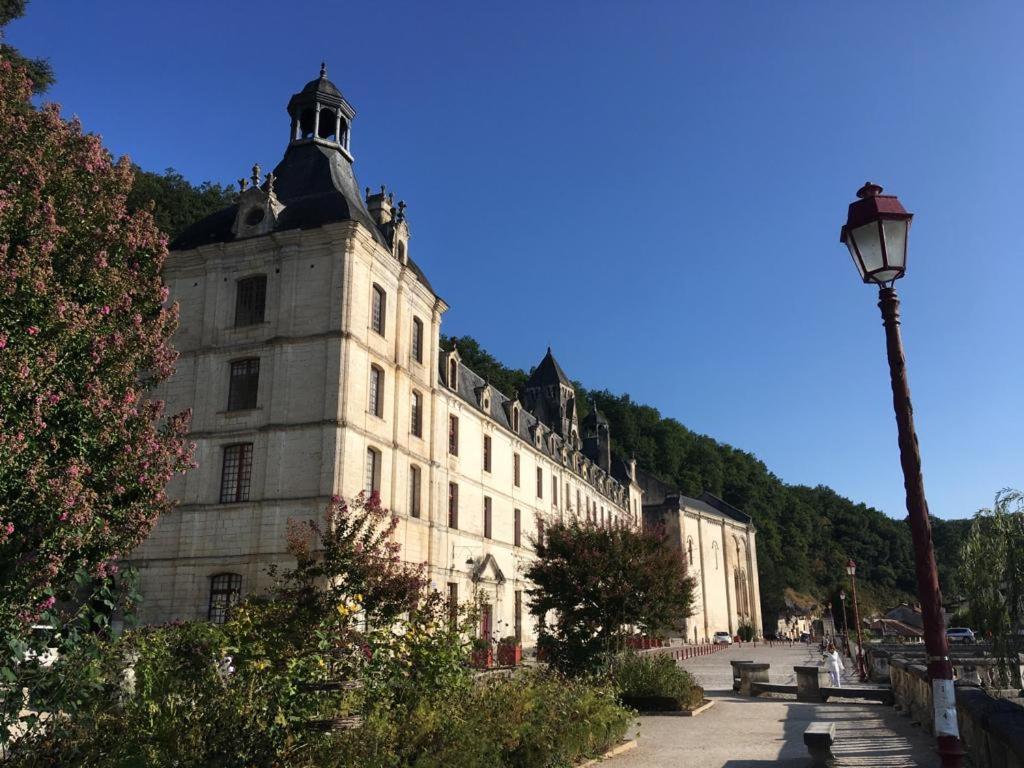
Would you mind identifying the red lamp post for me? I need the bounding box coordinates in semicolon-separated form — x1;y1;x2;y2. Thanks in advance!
847;560;868;681
838;589;851;660
840;183;965;766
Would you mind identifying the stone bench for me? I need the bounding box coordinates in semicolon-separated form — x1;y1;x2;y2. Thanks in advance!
737;662;770;696
803;721;837;767
795;665;828;702
730;659;753;692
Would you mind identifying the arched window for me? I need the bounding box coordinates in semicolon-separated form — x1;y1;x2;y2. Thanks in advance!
364;447;381;495
448;358;458;389
371;284;386;335
512;405;520;432
411;317;424;363
369;365;384;417
208;573;242;624
687;537;694;566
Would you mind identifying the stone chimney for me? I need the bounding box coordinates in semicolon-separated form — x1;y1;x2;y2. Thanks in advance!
365;185;393;226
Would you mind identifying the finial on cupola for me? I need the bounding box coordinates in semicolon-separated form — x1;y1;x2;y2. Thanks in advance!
320;61;327;79
251;163;261;188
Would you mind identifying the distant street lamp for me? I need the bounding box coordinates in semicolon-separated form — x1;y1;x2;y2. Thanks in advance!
839;182;964;767
838;589;851;660
847;560;868;681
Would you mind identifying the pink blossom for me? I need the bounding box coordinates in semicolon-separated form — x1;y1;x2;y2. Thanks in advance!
27;326;39;335
101;305;110;315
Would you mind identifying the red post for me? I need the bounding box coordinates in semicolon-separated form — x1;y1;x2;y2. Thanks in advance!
878;287;964;766
848;561;868;681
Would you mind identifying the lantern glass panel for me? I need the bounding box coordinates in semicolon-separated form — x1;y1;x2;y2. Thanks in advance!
882;219;908;272
872;268;902;284
852;222;884;275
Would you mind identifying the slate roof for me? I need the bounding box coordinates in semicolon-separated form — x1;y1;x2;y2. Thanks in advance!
171;143;435;293
636;466;753;526
524;347;571;390
439;350;628;506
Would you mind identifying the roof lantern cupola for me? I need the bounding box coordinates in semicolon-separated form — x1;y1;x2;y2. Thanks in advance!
287;62;355;157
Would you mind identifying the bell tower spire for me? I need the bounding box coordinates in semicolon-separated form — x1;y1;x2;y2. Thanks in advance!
286;62;355;157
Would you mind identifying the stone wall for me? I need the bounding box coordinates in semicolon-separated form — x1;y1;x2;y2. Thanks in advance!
890;657;1024;767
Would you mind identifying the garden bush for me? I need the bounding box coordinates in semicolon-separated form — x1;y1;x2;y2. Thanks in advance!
4;494;632;767
607;651;704;711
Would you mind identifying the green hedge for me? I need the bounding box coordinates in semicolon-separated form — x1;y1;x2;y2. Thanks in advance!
312;668;632;768
607;652;704;711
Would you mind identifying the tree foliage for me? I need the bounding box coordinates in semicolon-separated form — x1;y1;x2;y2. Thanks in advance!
0;57;192;639
526;521;695;675
445;334;970;630
956;488;1024;687
0;1;54;94
126;167;236;241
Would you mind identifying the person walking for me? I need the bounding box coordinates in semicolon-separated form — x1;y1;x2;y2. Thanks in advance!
824;642;844;687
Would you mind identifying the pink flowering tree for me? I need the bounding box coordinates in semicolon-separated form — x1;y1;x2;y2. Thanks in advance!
0;57;192;640
280;493;428;624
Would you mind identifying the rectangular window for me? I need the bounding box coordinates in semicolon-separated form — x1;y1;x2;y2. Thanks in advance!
219;443;253;503
514;508;521;547
536;518;544;549
371;284;386;335
483;435;492;473
514;589;522;642
208;573;242;624
448;482;459;529
536;467;543;499
234;275;266;327
484;496;492;539
552;476;558;507
227;358;259;411
364;447;381;494
566;483;571;510
513;453;521;487
411;317;424;363
410;390;422;437
409;465;421;518
369;366;383;417
448;415;459;456
576;489;581;514
447;581;458;626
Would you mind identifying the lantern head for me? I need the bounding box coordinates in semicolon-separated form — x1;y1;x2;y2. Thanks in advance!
847;559;857;577
839;182;913;285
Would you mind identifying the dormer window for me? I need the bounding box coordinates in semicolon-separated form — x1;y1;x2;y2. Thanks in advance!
512;405;520;433
448;357;458;389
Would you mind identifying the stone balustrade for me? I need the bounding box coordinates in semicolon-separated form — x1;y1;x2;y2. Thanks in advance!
890;657;1024;767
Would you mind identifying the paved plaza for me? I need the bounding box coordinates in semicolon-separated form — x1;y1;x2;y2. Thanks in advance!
614;643;941;768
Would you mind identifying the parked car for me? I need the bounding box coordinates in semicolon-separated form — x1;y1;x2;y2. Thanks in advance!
713;631;733;645
945;627;975;644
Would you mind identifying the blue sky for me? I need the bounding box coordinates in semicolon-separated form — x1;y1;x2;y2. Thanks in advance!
9;2;1023;521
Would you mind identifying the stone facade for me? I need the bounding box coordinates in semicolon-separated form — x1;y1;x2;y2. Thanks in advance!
131;68;760;647
638;473;762;640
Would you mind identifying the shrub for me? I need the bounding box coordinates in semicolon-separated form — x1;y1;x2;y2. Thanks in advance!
607;652;704;711
526;521;695;676
737;622;755;642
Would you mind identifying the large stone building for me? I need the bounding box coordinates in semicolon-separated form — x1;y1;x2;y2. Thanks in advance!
132;67;760;644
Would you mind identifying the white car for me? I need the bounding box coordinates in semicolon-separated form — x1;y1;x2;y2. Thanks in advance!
945;627;975;644
713;631;733;645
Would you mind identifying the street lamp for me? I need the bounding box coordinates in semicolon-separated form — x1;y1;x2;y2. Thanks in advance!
839;182;965;766
838;589;851;660
847;560;868;681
